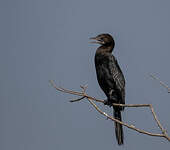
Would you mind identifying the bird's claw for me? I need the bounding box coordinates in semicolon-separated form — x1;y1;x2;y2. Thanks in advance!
104;100;112;107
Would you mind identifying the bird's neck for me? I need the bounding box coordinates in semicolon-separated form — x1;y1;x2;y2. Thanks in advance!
96;43;114;54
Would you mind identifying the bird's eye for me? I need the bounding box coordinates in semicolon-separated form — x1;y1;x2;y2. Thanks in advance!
100;37;104;41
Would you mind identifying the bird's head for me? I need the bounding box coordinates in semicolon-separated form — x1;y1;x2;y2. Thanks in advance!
90;33;115;47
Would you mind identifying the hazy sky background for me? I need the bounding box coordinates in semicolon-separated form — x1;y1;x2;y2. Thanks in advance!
0;0;170;149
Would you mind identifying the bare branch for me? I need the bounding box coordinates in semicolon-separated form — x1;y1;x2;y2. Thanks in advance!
49;80;170;142
87;98;166;138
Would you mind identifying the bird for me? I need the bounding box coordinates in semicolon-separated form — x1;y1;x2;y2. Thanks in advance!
90;33;125;145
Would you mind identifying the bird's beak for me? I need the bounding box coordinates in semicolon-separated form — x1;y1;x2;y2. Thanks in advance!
89;37;104;44
89;37;98;44
89;37;97;40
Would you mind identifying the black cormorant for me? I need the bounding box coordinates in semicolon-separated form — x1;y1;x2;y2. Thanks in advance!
90;33;125;145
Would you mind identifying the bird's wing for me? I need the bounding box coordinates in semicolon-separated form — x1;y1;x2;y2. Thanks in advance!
108;55;125;104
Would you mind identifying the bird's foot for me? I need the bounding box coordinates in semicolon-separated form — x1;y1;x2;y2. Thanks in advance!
103;100;113;107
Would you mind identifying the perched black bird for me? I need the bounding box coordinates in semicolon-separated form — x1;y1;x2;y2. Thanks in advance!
90;33;125;145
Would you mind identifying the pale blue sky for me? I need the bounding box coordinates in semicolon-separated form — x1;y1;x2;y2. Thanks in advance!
0;0;170;149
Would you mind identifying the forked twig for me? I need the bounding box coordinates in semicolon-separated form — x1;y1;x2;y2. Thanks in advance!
49;80;170;141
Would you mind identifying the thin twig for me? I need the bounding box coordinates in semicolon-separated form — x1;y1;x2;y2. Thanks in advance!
149;105;165;134
70;96;85;102
49;80;170;141
150;74;170;93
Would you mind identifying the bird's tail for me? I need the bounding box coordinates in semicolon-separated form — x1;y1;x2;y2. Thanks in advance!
113;108;124;145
